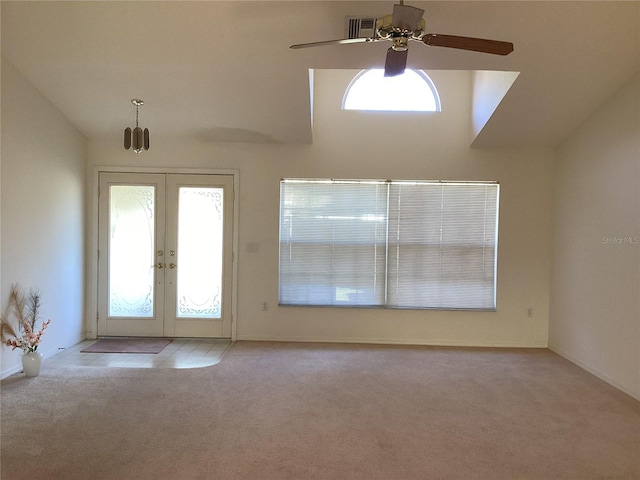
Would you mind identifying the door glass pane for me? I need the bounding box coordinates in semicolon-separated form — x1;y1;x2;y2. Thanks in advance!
177;187;223;318
109;185;155;317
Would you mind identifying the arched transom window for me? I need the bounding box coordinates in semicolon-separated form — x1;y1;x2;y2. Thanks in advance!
343;69;441;112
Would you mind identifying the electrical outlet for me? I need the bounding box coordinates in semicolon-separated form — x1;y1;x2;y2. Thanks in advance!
527;308;533;318
261;302;269;312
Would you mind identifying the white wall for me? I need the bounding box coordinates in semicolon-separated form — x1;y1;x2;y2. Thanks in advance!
1;58;86;377
549;73;640;399
88;69;554;348
471;70;520;143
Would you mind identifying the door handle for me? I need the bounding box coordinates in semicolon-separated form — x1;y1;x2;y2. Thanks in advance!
169;263;177;269
155;262;165;269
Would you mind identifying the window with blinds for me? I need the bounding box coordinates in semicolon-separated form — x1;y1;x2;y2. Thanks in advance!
279;179;499;310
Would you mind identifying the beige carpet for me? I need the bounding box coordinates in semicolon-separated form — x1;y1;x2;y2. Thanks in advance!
1;341;638;480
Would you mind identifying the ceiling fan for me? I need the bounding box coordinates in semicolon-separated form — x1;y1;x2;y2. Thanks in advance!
290;1;514;77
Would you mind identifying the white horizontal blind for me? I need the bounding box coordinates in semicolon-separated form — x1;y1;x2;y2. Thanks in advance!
387;182;499;309
279;180;388;306
279;179;499;310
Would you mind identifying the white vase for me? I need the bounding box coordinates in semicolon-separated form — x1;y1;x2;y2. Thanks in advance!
22;351;43;377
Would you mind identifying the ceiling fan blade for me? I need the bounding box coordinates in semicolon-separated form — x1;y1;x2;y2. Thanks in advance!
392;4;425;31
290;37;374;49
423;34;514;55
384;48;408;77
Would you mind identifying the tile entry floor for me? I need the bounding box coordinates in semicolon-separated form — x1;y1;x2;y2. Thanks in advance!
46;338;232;370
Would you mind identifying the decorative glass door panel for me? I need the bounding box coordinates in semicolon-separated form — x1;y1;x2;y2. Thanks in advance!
108;185;155;318
176;187;224;319
98;172;234;338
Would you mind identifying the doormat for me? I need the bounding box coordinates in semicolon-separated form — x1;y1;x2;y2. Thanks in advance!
81;338;173;354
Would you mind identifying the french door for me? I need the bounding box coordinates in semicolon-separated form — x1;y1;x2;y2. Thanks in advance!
97;172;234;338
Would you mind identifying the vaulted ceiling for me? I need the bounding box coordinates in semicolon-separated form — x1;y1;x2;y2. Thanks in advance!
2;1;639;147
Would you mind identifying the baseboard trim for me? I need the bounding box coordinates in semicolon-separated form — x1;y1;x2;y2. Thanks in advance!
1;362;23;380
549;345;640;401
235;335;547;349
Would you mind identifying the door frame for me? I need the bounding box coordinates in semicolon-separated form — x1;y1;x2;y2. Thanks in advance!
87;166;240;341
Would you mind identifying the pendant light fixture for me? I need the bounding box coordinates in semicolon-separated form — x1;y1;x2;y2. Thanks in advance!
123;99;149;154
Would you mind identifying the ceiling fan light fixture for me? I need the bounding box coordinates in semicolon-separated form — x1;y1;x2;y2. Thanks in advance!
124;99;150;154
391;36;409;51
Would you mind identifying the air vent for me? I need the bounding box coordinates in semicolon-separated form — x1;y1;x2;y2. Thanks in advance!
346;17;376;39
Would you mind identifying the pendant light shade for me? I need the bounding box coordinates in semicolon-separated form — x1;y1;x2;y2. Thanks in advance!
124;99;149;154
123;127;132;150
